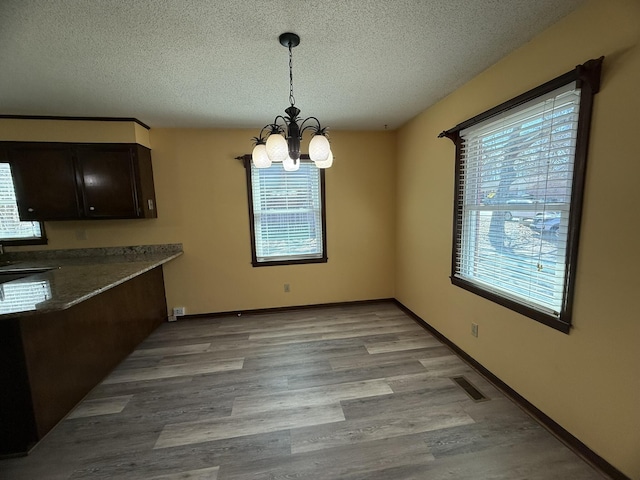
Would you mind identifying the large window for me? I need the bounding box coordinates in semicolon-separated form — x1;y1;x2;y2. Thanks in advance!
244;156;327;266
0;162;46;245
440;58;603;333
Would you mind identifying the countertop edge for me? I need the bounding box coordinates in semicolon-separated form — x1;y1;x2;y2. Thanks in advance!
59;251;183;311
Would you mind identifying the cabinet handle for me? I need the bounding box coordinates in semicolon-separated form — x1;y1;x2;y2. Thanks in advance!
89;206;95;211
28;208;34;212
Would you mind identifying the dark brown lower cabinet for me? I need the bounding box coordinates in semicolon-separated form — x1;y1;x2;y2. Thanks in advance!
0;267;167;457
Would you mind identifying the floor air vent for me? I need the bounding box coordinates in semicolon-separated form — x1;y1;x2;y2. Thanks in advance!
451;376;489;402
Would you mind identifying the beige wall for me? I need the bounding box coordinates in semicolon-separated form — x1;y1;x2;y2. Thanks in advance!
6;127;397;314
148;128;397;313
395;0;640;478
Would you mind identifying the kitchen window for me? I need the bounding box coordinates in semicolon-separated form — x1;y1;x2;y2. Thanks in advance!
440;57;603;333
0;162;46;245
244;156;327;266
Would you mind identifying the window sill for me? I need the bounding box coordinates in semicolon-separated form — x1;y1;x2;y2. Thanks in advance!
451;276;571;334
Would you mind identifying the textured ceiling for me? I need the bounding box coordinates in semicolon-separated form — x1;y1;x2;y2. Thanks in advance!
0;0;587;130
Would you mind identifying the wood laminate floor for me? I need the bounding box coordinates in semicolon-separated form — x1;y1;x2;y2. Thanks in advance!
1;302;606;480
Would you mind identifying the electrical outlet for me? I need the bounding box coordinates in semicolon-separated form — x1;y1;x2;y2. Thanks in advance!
471;323;479;337
284;283;290;293
173;307;186;316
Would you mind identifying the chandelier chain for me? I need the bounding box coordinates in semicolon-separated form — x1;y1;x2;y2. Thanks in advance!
289;43;295;107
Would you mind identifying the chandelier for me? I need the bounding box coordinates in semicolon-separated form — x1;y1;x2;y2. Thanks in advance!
251;32;333;171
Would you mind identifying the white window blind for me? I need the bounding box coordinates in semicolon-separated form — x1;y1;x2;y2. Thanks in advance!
455;83;580;316
0;280;51;315
250;161;324;263
0;163;43;241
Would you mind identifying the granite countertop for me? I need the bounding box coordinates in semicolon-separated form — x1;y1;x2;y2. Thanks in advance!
0;244;183;319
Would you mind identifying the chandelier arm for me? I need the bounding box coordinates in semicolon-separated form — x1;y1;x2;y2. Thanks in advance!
258;125;274;138
267;117;289;134
299;117;324;135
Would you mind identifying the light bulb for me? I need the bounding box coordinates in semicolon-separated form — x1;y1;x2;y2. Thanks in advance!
309;134;331;162
314;150;333;169
266;133;288;162
252;144;271;168
283;156;300;172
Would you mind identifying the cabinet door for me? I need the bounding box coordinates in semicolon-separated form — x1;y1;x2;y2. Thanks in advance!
133;145;158;218
7;144;81;220
76;146;140;218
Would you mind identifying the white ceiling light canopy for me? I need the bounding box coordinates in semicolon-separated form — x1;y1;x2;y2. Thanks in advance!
251;32;333;170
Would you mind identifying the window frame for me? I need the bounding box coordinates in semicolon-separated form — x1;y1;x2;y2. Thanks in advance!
0;148;47;246
241;154;328;267
0;231;48;247
439;57;603;333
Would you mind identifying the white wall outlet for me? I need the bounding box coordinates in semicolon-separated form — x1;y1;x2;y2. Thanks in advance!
284;284;290;293
173;307;186;316
471;322;479;337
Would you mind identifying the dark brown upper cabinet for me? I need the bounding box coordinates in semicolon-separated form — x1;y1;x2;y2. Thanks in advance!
5;143;157;221
5;144;80;220
75;145;156;219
